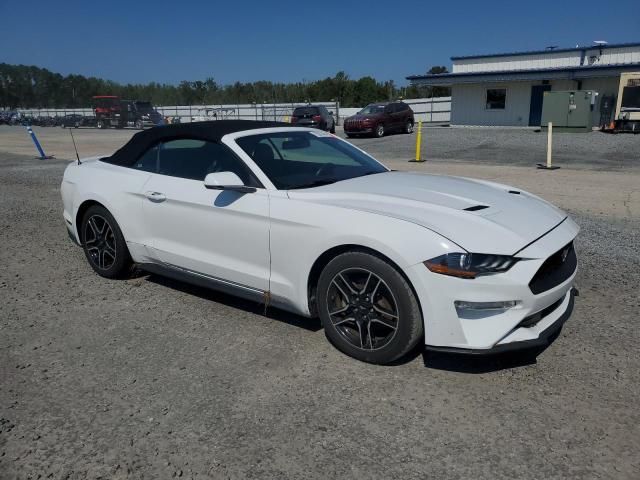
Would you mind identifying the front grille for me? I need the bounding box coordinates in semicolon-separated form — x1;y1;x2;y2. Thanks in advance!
529;242;577;294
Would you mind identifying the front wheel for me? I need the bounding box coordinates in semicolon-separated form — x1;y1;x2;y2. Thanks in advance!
330;122;336;134
374;123;385;138
135;119;143;129
317;251;423;364
81;205;132;279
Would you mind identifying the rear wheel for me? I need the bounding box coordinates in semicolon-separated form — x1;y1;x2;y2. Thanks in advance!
317;251;423;364
135;119;144;129
374;123;385;138
330;121;336;134
404;120;414;134
81;205;132;279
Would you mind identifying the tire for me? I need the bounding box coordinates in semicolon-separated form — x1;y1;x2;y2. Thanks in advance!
97;120;105;129
404;120;414;134
374;123;385;138
317;251;423;364
330;121;336;134
80;205;132;279
345;133;354;138
135;119;143;130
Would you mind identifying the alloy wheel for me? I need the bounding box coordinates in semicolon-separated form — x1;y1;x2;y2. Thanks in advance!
326;268;399;351
83;214;117;270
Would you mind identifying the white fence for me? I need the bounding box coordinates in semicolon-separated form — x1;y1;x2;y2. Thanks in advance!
16;97;451;125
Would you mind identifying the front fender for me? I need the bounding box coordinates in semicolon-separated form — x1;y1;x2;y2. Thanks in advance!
268;196;461;316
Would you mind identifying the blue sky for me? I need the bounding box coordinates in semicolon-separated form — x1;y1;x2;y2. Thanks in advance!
1;0;638;86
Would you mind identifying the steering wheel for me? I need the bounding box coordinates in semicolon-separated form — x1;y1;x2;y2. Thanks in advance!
315;162;336;178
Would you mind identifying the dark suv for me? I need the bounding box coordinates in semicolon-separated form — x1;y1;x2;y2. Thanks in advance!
344;101;414;138
291;105;336;133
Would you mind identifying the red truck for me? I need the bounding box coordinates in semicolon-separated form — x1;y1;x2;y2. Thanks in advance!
92;96;164;129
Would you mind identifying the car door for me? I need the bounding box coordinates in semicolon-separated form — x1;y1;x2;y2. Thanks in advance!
139;138;270;292
391;103;403;131
384;104;397;130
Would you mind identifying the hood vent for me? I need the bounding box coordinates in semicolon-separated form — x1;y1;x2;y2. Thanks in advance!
509;190;521;194
464;205;489;212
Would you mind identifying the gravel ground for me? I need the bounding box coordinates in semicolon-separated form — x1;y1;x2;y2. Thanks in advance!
344;126;640;170
1;129;639;478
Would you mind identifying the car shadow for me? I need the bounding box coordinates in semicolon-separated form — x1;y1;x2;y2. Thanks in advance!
421;349;540;373
133;269;559;371
142;273;323;332
421;325;565;373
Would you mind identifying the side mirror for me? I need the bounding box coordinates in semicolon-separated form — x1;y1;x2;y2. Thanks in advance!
328;111;334;116
204;172;256;193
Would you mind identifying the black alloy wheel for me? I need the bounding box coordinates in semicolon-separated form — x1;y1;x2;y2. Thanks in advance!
326;268;400;351
81;205;131;278
83;214;117;271
317;251;423;364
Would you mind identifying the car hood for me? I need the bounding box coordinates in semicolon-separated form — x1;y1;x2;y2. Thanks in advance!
287;171;567;255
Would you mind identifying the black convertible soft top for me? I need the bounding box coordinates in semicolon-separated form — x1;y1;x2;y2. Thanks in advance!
103;120;289;166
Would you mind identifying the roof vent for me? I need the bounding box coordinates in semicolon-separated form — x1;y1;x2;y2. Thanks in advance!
464;205;489;212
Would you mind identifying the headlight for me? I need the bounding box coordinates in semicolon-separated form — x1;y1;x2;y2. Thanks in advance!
424;253;519;279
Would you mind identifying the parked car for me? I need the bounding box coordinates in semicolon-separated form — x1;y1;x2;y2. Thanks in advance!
60;114;89;128
290;105;335;133
344;101;414;138
61;120;579;365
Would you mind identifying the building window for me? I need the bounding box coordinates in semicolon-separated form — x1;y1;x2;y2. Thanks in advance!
486;89;507;110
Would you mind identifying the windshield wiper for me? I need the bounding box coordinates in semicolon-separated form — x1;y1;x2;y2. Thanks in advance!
289;179;338;190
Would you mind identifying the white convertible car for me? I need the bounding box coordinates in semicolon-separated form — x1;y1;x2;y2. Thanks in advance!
61;120;578;364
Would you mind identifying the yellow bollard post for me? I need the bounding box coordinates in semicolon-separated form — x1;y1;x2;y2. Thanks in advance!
537;121;560;170
409;120;424;162
283;115;290;123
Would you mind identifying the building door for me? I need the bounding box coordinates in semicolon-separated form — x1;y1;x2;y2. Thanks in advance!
529;84;552;126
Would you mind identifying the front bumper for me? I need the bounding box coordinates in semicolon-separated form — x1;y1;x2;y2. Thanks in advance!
344;126;373;134
404;217;579;353
425;287;577;354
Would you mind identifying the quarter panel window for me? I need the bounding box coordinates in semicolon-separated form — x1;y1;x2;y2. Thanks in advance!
132;145;159;172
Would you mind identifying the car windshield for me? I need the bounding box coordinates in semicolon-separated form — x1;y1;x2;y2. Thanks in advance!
235;131;387;190
358;105;385;115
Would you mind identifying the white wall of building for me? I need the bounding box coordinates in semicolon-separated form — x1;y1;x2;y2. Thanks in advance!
453;52;581;73
450;77;621;127
451;82;534;126
452;45;640;74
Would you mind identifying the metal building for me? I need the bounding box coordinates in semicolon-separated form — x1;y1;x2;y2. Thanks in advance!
406;42;640;127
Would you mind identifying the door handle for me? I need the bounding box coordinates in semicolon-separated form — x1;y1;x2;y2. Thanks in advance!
145;191;166;202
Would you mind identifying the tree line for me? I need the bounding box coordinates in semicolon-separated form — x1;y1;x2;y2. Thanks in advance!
0;63;449;109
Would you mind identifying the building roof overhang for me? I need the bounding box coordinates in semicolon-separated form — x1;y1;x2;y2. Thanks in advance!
406;63;640;86
449;42;640;61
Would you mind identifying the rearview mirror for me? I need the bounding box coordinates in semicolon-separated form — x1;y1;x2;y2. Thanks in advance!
204;172;256;193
